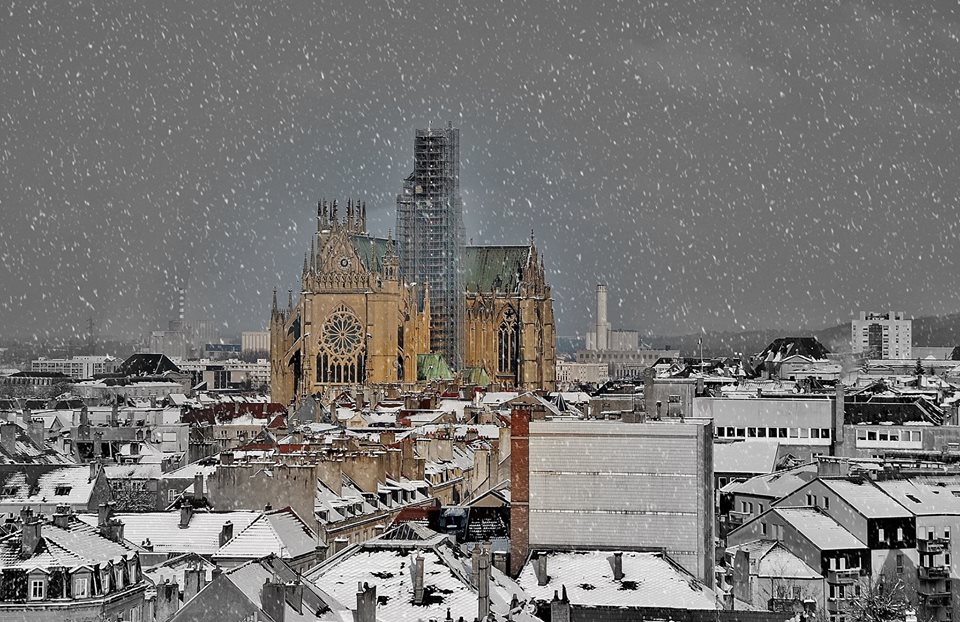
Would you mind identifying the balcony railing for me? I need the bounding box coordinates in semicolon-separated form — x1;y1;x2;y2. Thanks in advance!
919;591;951;608
918;538;950;554
827;568;861;583
918;566;951;580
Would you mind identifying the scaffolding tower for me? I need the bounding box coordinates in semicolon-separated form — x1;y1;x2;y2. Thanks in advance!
395;125;465;369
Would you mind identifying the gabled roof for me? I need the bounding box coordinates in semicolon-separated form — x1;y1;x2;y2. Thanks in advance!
0;516;135;571
870;479;960;516
464;245;530;294
771;507;866;551
819;479;911;519
417;354;454;382
756;338;830;362
349;234;392;273
727;540;822;579
117;353;180;376
517;550;717;610
214;507;319;560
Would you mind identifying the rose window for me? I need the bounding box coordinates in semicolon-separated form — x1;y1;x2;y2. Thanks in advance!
322;308;363;357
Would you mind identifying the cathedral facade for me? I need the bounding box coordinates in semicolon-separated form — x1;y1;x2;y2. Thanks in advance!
269;201;556;404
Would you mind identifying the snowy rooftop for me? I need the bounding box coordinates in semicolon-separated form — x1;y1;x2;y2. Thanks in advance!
517;550;717;610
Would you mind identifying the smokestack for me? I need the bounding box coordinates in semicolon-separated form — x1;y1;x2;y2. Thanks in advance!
596;284;609;351
832;382;845;456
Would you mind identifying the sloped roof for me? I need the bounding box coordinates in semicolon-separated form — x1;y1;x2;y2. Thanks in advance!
214;507;319;560
874;479;960;516
721;463;818;499
517;550;717;610
756;338;830;362
714;442;780;475
727;540;822;579
0;427;74;465
820;479;911;519
772;507;866;551
0;466;99;505
77;511;260;554
220;556;344;622
349;234;391;273
464;245;530;294
417;354;454;382
0;516;135;571
117;353;180;376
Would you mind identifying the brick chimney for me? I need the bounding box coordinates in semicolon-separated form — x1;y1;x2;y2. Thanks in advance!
155;580;181;622
610;551;624;581
412;554;425;605
356;582;376;622
97;502;114;531
219;520;234;547
20;509;41;558
261;578;285;622
26;420;44;448
510;407;531;577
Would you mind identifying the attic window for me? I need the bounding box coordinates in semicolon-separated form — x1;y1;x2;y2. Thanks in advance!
54;486;72;496
906;494;922;504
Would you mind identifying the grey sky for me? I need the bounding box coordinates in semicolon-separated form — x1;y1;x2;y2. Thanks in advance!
2;1;959;340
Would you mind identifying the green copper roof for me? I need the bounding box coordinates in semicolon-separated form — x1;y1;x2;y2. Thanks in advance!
463;245;530;293
417;353;454;382
462;366;491;387
350;235;393;273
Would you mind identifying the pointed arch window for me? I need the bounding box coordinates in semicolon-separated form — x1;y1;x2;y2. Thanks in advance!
498;306;520;381
317;305;366;384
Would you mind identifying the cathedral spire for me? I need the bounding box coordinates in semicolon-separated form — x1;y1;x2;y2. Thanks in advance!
287;289;293;314
360;201;367;233
331;199;338;223
272;288;278;313
347;198;354;231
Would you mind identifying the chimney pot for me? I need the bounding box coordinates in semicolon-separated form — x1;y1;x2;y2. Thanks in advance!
179;503;194;529
413;554;425;605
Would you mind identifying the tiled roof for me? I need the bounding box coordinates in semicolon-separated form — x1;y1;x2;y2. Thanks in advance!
76;511;260;555
773;507;866;551
214;507;319;560
0;466;98;505
820;479;911;518
0;517;135;571
517;550;717;610
464;245;530;294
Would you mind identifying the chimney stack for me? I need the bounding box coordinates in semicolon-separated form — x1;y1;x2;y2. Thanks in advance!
261;579;286;622
595;284;609;351
832;382;845;456
477;543;491;621
193;473;204;501
356;582;376;622
219;521;234;547
0;423;16;455
183;565;207;604
534;553;549;586
20;508;41;558
97;502;113;530
412;554;425;605
180;503;194;529
611;551;624;581
220;451;234;466
52;504;71;529
550;586;571;622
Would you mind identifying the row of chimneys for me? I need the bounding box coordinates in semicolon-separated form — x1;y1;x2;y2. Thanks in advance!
155;564;220;621
261;576;306;622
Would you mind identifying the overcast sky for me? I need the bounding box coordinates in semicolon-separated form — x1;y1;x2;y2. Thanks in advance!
2;0;959;341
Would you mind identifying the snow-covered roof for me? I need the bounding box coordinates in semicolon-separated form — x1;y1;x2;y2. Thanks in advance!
517;550;717;610
214;507;319;560
76;511;261;555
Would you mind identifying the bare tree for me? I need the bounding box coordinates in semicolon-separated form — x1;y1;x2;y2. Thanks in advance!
849;575;911;622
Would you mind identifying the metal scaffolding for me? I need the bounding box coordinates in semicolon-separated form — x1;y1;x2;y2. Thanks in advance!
395;125;465;369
